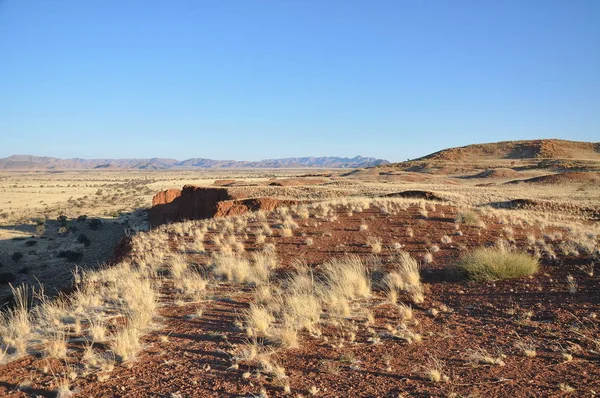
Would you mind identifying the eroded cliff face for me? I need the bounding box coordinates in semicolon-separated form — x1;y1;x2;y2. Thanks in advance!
149;185;296;226
151;189;182;207
215;197;296;218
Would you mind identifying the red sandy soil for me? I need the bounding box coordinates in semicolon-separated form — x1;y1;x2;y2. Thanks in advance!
1;203;599;397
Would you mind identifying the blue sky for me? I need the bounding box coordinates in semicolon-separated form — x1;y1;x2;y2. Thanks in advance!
1;1;598;161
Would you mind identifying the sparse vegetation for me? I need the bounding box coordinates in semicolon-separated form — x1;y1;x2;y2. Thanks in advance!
0;162;598;396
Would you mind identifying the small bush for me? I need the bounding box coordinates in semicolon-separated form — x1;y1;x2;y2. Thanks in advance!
77;234;91;247
89;218;102;230
25;240;37;247
108;210;121;218
11;252;23;263
36;224;46;236
58;250;83;262
455;246;538;281
455;210;480;226
0;272;16;284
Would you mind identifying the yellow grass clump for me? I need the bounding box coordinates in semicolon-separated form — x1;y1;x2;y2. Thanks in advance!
455;246;539;281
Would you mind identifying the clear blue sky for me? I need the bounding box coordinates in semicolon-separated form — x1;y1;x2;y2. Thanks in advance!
1;1;598;161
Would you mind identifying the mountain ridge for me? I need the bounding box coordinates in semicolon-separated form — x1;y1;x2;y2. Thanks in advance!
0;155;389;170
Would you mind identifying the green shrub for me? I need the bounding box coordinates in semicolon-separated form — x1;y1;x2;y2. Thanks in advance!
455;246;538;281
11;252;23;263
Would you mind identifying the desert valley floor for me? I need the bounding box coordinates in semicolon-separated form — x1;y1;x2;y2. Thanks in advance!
0;140;599;397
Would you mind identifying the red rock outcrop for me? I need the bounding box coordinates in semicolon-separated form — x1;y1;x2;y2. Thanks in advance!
215;197;297;217
149;185;296;226
152;189;182;207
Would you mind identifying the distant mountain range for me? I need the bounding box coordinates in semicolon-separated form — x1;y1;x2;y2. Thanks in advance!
0;155;389;170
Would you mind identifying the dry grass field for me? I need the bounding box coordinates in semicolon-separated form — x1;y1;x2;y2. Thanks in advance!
0;144;599;397
0;169;324;304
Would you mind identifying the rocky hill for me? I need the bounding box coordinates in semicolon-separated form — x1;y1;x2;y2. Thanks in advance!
383;139;600;174
0;155;388;170
414;139;600;162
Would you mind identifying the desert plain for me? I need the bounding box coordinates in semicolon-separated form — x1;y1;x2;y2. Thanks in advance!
0;139;599;397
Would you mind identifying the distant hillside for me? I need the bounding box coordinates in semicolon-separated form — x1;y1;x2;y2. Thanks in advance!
414;139;600;162
0;155;389;170
377;139;600;175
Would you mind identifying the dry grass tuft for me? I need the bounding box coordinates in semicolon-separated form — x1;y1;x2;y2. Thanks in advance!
44;330;68;359
366;236;382;254
212;253;271;285
0;285;32;357
321;255;371;300
166;254;189;279
386;251;424;304
465;348;505;366
110;326;141;362
516;341;537;357
417;356;448;383
245;304;275;336
455;210;481;226
455;245;539;281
